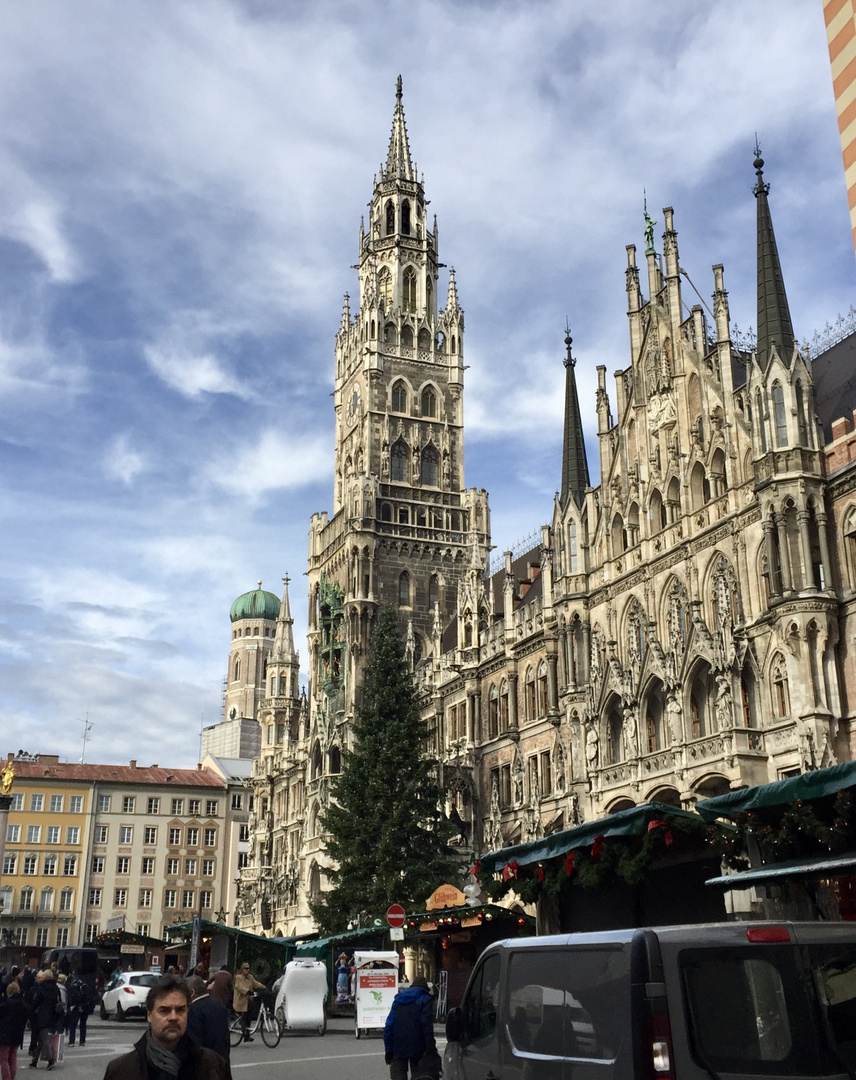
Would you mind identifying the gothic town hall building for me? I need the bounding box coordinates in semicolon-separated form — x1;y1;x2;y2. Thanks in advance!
216;82;856;937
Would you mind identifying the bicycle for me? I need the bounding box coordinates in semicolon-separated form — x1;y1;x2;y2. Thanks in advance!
229;993;281;1048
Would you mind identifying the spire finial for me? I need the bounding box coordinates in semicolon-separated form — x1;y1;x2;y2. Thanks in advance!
563;320;575;369
257;579;262;589
385;75;413;180
753;134;769;197
396;74;403;102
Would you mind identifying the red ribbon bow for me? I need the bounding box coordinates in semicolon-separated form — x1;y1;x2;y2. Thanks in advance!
648;819;674;846
565;852;576;877
591;835;605;858
501;860;518;881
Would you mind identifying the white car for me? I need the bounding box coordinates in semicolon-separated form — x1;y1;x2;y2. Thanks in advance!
100;971;160;1020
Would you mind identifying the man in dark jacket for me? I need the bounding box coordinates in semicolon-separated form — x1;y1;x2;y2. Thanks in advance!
102;974;229;1080
187;988;231;1076
28;970;61;1070
383;974;436;1080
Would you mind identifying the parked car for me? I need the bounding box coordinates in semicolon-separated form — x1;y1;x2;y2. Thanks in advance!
100;971;160;1020
444;921;856;1080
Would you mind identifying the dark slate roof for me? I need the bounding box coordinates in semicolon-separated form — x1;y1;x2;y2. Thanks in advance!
811;328;856;441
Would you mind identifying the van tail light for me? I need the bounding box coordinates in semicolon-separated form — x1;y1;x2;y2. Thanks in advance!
746;926;791;943
644;1012;674;1080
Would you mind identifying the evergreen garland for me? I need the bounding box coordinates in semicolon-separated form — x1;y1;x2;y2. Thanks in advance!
311;605;457;935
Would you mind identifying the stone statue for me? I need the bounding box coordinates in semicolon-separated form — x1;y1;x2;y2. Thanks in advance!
585;725;599;770
666;695;682;745
714;675;733;730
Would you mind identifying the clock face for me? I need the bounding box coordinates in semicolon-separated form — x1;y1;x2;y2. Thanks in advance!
347;385;361;422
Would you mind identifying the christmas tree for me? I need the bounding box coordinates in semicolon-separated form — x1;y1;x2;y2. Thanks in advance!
312;604;457;934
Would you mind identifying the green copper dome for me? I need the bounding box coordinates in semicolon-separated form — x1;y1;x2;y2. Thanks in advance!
230;584;281;623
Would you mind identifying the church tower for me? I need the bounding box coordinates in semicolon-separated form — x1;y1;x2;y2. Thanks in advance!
307;77;490;725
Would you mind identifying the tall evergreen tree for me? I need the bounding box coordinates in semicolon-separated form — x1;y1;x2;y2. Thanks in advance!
312;605;457;934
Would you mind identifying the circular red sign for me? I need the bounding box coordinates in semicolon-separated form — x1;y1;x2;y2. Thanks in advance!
386;904;406;928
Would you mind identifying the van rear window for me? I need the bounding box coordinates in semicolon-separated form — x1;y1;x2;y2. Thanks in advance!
681;944;856;1077
507;947;627;1062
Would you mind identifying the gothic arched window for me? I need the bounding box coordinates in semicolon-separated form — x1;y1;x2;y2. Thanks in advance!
378;267;392;310
233;656;241;682
772;383;788;447
403;268;417;313
400;325;413;348
385;201;395;236
421;387;437;417
390;440;408;482
401;200;411;235
311;742;322;780
567;520;578;572
756;390;768;451
488;685;499;738
772;656;790;717
392;380;407;413
421;444;439;486
428;575;439;609
398;572;410;607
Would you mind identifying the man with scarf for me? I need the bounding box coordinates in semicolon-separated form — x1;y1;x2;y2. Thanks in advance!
102;975;229;1080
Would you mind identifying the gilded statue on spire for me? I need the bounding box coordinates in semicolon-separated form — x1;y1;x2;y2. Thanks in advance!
0;761;13;796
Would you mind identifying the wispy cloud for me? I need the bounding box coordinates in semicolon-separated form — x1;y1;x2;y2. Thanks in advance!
145;343;253;400
204;428;331;501
103;433;147;484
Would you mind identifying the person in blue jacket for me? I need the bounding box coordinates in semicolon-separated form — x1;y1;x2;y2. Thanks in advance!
383;974;436;1080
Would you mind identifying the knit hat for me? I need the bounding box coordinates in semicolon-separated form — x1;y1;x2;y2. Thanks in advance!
411;974;429;990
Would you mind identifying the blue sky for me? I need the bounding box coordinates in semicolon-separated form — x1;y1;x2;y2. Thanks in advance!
1;0;853;768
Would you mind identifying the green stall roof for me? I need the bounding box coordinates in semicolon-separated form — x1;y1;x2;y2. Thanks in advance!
478;801;705;876
696;761;856;822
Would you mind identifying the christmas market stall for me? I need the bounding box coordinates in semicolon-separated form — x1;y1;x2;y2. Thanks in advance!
165;918;296;983
697;760;856;921
94;929;181;985
477;801;733;934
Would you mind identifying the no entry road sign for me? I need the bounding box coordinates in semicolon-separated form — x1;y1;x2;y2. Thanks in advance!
386;904;406;928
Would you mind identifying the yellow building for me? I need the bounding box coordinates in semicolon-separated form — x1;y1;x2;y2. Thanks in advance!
1;753;234;949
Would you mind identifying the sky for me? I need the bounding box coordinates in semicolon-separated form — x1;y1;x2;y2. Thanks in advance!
1;0;854;769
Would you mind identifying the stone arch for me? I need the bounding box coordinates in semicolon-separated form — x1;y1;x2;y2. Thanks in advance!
649;488;666;533
420;382;439;418
310;740;323;780
606;797;635;814
640;676;666;752
400;323;413;348
686;658;715;739
710;446;727;496
690;461;710;510
645;785;681;807
692;774;731;799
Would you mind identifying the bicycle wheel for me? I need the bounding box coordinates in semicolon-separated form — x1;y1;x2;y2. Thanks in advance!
229;1015;244;1048
260;1007;281;1048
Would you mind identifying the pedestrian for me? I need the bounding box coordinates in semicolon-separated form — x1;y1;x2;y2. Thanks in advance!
185;964;207;999
101;974;229;1080
65;972;93;1047
186;985;232;1076
206;969;231;1007
231;964;264;1043
383;974;437;1080
27;970;61;1070
0;983;28;1080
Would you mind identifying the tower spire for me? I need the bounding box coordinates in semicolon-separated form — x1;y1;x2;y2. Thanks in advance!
385;74;414;181
272;574;297;663
560;327;589;508
753;144;795;369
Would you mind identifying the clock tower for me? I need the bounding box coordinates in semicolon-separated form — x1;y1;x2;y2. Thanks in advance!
307;76;490;725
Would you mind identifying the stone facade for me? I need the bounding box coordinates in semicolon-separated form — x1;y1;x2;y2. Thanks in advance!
233;84;856;938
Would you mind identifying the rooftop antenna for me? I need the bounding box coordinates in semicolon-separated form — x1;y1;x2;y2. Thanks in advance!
78;712;93;763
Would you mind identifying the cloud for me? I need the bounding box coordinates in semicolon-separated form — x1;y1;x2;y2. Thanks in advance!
103;433;147;484
204;428;331;500
145;342;253;400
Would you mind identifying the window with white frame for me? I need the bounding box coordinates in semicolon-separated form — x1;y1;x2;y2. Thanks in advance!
202;859;214;877
14;927;28;946
147;798;160;815
30;795;43;812
6;825;19;843
119;826;132;844
168;828;181;846
231;793;243;810
204;828;216;846
19;888;34;911
69;796;83;813
122;797;135;813
116;857;130;874
114;889;127;906
91;856;104;874
62;855;77;876
188;799;201;815
85;923;99;942
3;855;17;875
182;890;194;909
144;827;157;844
98;795;111;812
164;890;176;908
66;827;80;845
49;795;64;813
89;888;102;906
205;800;218;816
43;855;57;876
200;891;212;909
35;927;49;947
167;858;179;876
136;924;149;936
141;857;155;875
186;828;199;846
237;853;249;870
59;888;73;912
26;826;41;844
95;825;108;843
39;887;54;912
56;927;69;947
171;799;184;815
10;794;23;811
46;826;60;844
185;859;197;876
22;855;37;875
139;889;152;908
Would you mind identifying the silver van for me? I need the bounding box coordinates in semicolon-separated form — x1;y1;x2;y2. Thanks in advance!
444;922;856;1080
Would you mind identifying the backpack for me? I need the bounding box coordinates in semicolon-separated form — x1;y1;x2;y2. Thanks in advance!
78;981;94;1013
